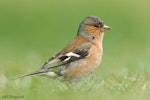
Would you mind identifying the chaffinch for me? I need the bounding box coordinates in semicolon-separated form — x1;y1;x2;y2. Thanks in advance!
15;16;111;82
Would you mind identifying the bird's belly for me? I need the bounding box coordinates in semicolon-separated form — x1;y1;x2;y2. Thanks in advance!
62;52;102;81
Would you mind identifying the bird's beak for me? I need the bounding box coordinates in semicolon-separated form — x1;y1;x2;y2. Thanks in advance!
101;24;111;31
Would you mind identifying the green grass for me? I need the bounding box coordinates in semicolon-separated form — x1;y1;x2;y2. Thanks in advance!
0;0;150;100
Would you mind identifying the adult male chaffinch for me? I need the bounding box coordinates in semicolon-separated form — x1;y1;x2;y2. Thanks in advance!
15;16;111;82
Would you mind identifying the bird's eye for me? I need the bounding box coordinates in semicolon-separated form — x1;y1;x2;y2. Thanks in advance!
94;24;99;28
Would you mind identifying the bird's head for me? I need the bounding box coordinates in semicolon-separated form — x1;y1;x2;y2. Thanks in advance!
77;16;111;39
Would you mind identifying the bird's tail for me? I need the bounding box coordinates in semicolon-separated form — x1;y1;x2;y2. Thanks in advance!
14;69;48;80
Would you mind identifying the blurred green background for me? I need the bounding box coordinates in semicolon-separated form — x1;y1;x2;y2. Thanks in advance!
0;0;150;100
